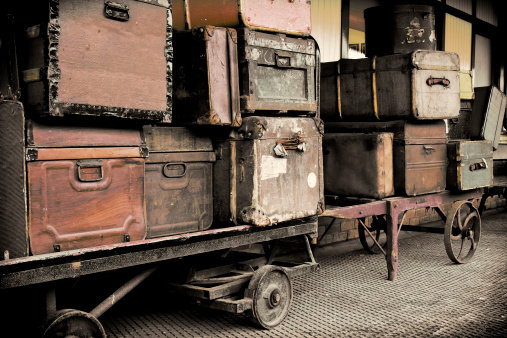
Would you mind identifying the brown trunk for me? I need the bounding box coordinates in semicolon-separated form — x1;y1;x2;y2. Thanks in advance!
323;133;394;199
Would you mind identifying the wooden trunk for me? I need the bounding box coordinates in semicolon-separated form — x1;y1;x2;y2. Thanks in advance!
447;140;493;191
173;26;241;126
325;120;447;196
27;123;147;255
144;126;215;238
0;100;28;260
237;29;319;117
172;0;311;36
323;133;394;199
320;51;460;121
364;5;436;57
448;100;473;140
18;0;172;122
214;116;324;226
470;86;507;150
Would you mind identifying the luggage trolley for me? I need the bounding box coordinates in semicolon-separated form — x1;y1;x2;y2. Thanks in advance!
0;217;319;336
320;189;484;281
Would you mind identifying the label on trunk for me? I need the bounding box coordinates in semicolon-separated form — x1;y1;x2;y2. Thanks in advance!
260;156;287;180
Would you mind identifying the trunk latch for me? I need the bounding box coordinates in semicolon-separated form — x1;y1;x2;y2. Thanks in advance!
104;1;130;21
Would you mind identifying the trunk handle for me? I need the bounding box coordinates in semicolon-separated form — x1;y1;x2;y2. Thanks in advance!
275;52;292;68
274;132;308;157
423;145;436;154
104;0;130;21
163;162;187;178
77;159;104;182
469;159;488;171
426;77;450;88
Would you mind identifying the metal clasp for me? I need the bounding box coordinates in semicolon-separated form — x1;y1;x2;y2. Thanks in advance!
104;1;130;21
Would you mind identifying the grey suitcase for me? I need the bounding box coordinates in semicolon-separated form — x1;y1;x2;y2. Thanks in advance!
214;116;324;226
320;50;460;121
237;29;319;117
447;140;493;191
470;86;507;149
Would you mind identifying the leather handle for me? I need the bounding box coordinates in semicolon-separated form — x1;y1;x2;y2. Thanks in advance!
469;159;488;171
426;77;450;88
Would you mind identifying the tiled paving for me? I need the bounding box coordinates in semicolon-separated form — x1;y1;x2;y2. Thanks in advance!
100;209;507;337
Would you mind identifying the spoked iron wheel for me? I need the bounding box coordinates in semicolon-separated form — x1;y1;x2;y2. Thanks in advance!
245;265;292;329
43;309;106;338
444;201;481;264
358;216;387;254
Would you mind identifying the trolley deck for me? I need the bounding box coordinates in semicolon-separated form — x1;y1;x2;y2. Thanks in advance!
321;189;484;281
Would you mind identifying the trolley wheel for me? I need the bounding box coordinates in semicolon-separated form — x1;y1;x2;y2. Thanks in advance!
444;201;481;264
358;216;387;254
43;309;106;338
245;265;292;329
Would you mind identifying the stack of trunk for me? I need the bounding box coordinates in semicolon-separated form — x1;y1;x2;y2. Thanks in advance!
171;0;324;227
0;0;323;260
320;3;498;199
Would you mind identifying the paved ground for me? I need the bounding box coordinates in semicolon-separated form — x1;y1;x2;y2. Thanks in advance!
100;208;507;337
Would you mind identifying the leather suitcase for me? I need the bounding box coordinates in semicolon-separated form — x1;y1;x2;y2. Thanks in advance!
17;0;172;122
0;100;28;260
325;120;447;196
470;86;507;150
237;29;319;117
447;140;493;191
320;51;460;121
323;133;394;199
214;116;324;226
364;5;436;57
26;122;147;255
172;0;311;36
143;126;215;238
173;26;241;126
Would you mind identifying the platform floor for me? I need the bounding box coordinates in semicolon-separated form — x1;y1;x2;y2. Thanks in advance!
100;209;507;337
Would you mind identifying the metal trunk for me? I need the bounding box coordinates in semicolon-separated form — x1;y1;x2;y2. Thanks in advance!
172;0;311;36
214;116;324;226
173;26;241;126
26;123;147;255
364;5;436;57
323;133;395;199
470;86;507;150
320;51;460;121
447;140;493;191
237;29;318;117
325;120;447;196
0;100;28;260
144;126;215;238
18;0;172;122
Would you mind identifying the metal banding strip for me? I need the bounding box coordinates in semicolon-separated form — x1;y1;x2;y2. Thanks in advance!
372;56;379;120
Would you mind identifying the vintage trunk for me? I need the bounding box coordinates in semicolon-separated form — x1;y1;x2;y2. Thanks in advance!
143;126;215;238
172;0;311;36
447;140;493;191
364;5;436;57
325;120;447;196
18;0;172;122
26;122;147;255
448;100;473;139
237;29;319;117
214;116;324;226
470;86;507;150
323;133;394;199
320;51;460;121
173;26;240;126
0;100;28;259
